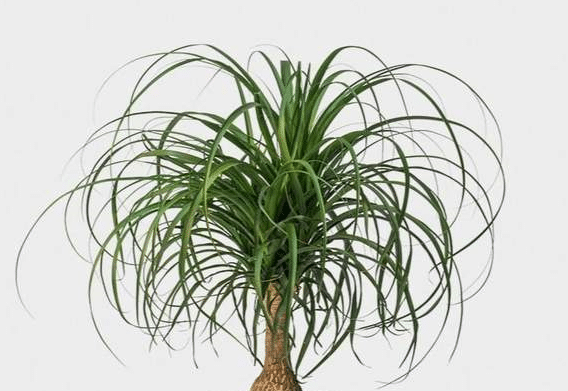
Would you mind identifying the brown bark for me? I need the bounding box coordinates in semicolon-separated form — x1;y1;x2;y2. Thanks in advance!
250;282;302;391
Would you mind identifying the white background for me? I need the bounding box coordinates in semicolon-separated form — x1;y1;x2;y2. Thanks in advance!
1;1;567;390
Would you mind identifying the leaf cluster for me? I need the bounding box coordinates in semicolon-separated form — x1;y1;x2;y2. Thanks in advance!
17;44;505;382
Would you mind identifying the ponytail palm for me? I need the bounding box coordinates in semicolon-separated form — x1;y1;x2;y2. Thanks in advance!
17;44;505;390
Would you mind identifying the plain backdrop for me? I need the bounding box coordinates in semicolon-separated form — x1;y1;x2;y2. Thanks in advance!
1;0;567;390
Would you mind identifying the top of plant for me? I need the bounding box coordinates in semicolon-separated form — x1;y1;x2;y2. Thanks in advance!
17;44;505;384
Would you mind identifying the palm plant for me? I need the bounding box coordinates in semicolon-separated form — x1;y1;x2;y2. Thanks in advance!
17;44;505;390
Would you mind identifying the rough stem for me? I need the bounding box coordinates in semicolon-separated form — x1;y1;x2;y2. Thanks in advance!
250;282;302;391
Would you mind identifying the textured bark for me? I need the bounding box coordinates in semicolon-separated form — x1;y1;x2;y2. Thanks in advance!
250;282;302;391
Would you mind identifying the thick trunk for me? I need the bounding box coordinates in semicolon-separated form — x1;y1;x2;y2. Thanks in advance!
250;282;302;391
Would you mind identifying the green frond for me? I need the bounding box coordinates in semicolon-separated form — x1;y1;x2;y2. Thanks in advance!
16;44;505;384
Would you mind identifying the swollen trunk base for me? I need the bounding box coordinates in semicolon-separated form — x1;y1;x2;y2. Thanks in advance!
250;362;302;391
250;283;302;391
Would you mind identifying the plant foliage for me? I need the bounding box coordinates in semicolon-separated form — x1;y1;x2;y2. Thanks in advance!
17;44;505;384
